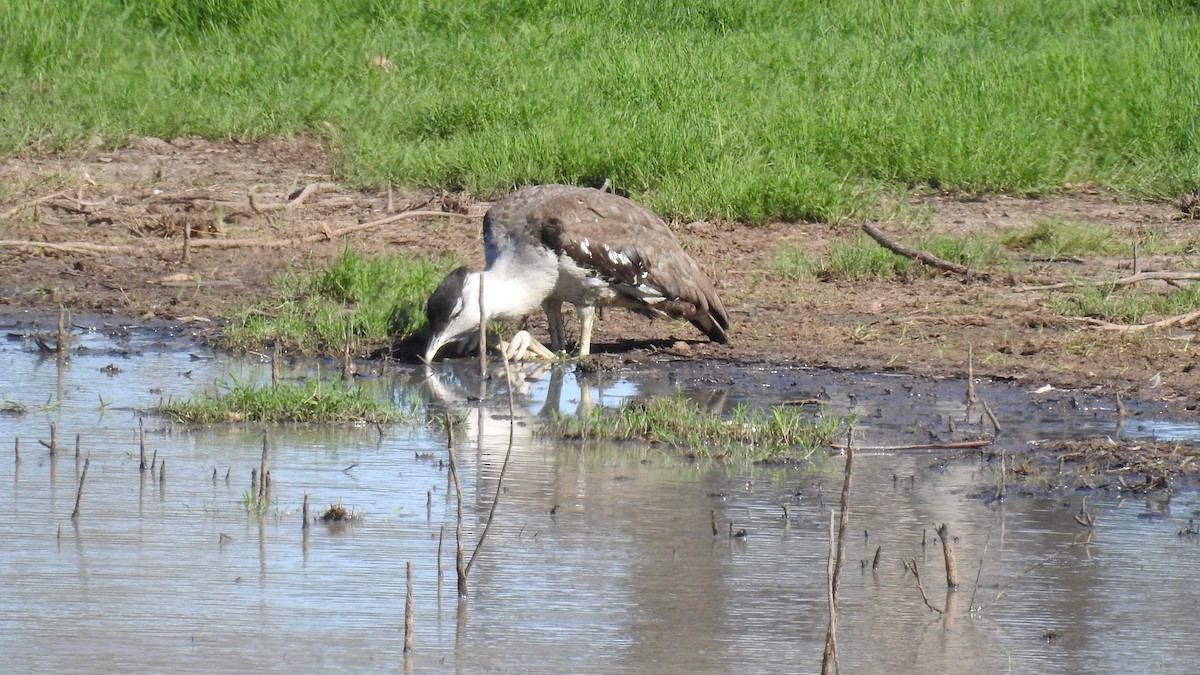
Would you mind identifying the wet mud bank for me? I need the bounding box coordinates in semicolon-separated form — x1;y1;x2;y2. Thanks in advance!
5;309;1200;493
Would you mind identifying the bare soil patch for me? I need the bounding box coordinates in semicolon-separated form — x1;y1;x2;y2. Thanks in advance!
2;137;1198;415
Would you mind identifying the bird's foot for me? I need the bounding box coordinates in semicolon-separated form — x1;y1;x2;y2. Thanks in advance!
498;330;557;361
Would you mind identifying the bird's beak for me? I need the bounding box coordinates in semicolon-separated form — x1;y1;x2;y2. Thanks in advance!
423;333;448;364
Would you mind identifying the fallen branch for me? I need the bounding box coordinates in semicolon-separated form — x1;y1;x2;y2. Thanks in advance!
1;190;69;220
975;535;1092;613
0;240;141;256
862;222;992;282
902;558;944;614
1071;310;1200;332
1015;271;1200;293
830;440;993;453
248;181;337;213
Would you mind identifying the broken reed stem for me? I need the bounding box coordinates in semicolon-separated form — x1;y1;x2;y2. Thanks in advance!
70;456;90;519
822;430;854;675
966;342;976;404
466;349;518;575
821;510;838;675
404;560;415;653
159;460;166;484
903;558;945;614
13;437;18;463
42;422;58;456
57;306;68;358
871;545;882;571
75;433;81;459
437;525;445;579
978;535;1092;612
302;492;310;530
342;318;353;382
138;419;147;472
935;523;960;588
445;417;468;598
258;435;269;501
968;532;991;612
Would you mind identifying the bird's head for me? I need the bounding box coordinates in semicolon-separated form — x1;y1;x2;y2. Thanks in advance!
423;266;484;363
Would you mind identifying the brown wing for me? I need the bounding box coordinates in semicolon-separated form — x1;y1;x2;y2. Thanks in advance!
491;185;729;342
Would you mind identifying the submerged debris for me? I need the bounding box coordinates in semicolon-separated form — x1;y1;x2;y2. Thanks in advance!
320;501;363;524
1027;439;1200;492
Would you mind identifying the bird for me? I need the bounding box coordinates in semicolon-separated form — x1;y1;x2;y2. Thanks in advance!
423;184;729;362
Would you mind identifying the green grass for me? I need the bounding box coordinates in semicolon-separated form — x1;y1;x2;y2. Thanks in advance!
1049;283;1200;323
222;248;456;355
161;376;410;423
546;396;843;459
1002;219;1180;260
3;1;1198;223
776;231;1010;281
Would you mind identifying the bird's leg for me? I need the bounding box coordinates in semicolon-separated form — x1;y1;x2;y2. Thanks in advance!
576;305;595;357
499;330;556;361
542;299;567;352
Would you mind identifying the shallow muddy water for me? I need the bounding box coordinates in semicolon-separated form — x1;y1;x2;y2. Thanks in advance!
2;321;1200;673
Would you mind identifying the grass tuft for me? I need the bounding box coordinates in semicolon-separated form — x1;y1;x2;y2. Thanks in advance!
221;248;456;355
161;376;409;424
546;396;842;459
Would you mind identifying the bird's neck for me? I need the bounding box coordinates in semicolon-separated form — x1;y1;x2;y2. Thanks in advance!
478;259;557;322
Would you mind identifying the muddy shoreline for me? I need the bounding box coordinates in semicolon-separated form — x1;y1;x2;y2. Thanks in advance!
3;137;1198;415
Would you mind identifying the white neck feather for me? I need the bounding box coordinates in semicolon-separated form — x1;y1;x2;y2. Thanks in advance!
477;253;558;322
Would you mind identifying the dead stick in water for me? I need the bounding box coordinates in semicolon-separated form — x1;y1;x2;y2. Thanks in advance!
302;493;310;530
159;460;166;485
14;437;18;463
71;456;90;519
822;429;854;675
821;510;837;675
902;558;945;614
445;416;468;597
404;561;415;653
977;535;1092;612
966;342;976;404
138;419;147;472
40;422;58;455
829;439;992;452
437;524;445;580
967;532;991;612
271;342;281;386
57;306;68;358
466;349;518;575
259;434;269;501
935;523;960;588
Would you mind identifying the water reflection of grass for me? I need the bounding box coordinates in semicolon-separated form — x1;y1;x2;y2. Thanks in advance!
547;396;843;459
161;377;412;424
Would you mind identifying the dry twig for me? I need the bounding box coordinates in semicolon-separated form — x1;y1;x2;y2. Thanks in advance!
862;222;993;282
1071;309;1200;332
1016;271;1200;293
